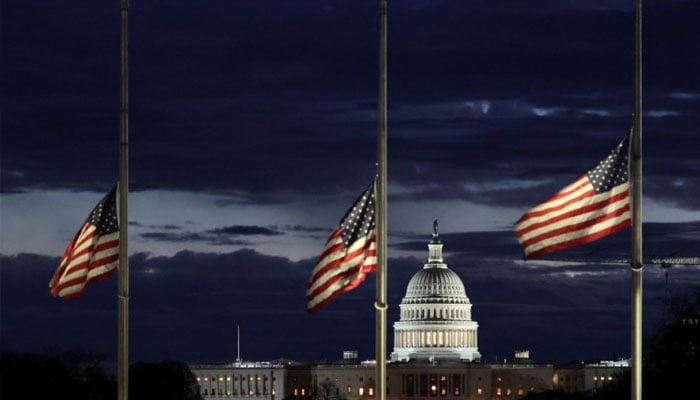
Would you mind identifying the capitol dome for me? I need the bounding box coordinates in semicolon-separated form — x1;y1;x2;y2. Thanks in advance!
404;266;468;301
390;221;481;362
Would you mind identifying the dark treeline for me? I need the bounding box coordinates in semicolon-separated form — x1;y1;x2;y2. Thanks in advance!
0;350;115;400
0;350;202;400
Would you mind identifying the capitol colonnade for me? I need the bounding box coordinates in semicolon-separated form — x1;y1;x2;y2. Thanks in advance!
394;327;478;349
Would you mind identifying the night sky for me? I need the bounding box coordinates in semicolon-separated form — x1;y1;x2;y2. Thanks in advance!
2;0;699;366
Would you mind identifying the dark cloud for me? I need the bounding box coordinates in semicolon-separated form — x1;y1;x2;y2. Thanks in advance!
206;226;283;236
2;0;697;212
137;224;288;246
140;231;217;244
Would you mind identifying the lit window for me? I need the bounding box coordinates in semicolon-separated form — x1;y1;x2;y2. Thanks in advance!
506;388;511;395
197;377;201;381
220;377;224;381
594;377;598;381
477;388;482;395
227;377;231;381
517;388;524;396
496;387;501;396
249;390;254;396
347;386;352;394
359;388;364;396
369;388;374;396
294;389;298;396
608;376;613;381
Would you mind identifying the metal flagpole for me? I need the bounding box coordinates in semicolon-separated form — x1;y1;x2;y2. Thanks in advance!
630;1;643;400
118;1;130;400
375;1;388;400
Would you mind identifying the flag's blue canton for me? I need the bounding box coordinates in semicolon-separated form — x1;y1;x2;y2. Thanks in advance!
90;188;119;234
586;136;630;193
339;184;376;246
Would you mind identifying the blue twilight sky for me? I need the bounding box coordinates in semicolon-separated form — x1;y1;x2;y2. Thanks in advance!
1;0;699;365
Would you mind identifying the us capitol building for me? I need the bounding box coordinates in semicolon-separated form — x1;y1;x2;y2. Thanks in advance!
191;224;627;400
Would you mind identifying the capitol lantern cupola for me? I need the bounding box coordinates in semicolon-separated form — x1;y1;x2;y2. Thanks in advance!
390;221;481;362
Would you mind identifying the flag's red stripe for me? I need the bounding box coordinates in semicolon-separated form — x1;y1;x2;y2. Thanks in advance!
307;239;376;312
72;227;98;251
57;268;118;300
307;245;377;299
50;255;119;296
308;278;361;315
307;260;375;315
59;234;118;273
92;238;120;254
308;234;374;288
526;219;632;260
64;235;100;265
88;252;120;270
307;236;376;296
60;245;119;281
516;190;629;237
516;177;590;222
521;203;631;249
307;261;366;302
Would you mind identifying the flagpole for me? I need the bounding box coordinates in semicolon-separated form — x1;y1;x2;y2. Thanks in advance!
375;1;388;400
118;1;130;400
630;1;643;400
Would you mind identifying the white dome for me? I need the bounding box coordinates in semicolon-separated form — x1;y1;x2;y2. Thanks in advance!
403;266;469;304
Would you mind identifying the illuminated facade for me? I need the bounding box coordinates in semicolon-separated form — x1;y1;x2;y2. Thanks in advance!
391;225;480;362
192;357;626;400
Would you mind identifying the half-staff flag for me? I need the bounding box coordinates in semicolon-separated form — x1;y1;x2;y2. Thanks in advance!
515;134;631;260
49;185;120;299
307;180;377;314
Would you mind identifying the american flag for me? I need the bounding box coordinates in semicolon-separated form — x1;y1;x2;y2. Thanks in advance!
515;135;631;260
306;180;377;314
49;185;120;299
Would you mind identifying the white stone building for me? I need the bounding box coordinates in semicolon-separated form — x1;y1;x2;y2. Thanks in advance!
391;224;480;362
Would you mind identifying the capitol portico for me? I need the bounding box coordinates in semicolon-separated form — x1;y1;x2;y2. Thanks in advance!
391;221;480;362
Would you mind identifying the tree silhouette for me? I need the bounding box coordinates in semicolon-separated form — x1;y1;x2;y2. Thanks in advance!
129;360;203;400
644;288;700;399
314;379;346;400
0;349;115;400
